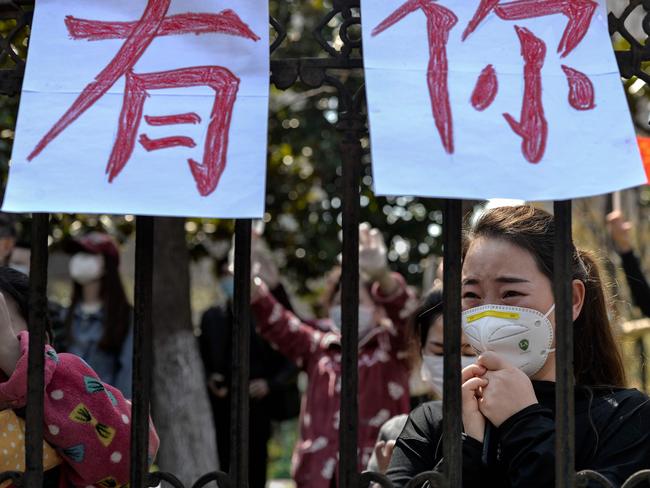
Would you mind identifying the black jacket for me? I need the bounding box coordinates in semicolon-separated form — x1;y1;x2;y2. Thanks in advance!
620;251;650;318
387;381;650;487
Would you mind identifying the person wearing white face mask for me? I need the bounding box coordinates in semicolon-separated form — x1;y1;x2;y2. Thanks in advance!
366;286;476;478
250;223;417;488
416;287;476;399
62;232;133;398
387;206;650;488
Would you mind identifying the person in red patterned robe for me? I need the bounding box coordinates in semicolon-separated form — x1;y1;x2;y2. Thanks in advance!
251;224;416;488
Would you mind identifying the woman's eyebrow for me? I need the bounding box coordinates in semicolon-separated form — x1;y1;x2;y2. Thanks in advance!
462;276;530;285
495;276;530;283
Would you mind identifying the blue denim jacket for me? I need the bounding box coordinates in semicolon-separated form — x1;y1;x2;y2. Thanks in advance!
66;306;133;398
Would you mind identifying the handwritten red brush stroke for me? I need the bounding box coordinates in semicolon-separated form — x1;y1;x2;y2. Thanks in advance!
373;0;457;154
145;113;202;126
65;10;260;42
463;0;499;41
110;66;239;196
139;134;197;151
471;65;498;111
561;65;595;110
503;26;547;163
28;0;171;161
495;0;597;57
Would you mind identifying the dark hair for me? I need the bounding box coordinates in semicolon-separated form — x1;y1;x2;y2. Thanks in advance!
64;253;131;353
463;205;626;387
413;286;444;349
0;266;53;342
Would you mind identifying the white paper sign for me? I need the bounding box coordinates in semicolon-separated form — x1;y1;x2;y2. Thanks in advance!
3;0;269;218
361;0;646;200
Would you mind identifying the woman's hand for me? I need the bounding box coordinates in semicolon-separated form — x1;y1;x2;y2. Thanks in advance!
249;379;270;399
373;439;397;474
477;352;538;427
461;363;488;443
0;293;20;378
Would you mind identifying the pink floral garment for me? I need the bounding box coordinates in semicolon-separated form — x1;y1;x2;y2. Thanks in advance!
252;273;416;488
0;332;159;487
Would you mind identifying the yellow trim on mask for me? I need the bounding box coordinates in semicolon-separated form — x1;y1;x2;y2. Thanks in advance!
466;310;520;323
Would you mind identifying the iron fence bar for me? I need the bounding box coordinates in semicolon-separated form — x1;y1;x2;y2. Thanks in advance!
131;216;155;488
442;199;463;488
338;114;362;488
554;200;575;488
231;219;252;488
24;212;49;488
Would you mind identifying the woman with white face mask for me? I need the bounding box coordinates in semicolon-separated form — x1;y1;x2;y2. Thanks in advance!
366;287;476;477
250;223;417;488
416;287;476;399
387;205;650;488
62;232;133;398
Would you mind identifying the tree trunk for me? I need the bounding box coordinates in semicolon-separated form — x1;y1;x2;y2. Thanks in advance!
150;217;218;485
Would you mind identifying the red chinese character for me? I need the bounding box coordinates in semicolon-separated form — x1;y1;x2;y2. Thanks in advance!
372;0;598;164
28;0;260;197
463;0;597;163
372;0;458;154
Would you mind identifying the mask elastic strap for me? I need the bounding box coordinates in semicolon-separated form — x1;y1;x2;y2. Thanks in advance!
544;304;556;319
546;305;557;354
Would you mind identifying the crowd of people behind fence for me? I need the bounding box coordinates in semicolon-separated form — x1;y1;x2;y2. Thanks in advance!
1;203;650;487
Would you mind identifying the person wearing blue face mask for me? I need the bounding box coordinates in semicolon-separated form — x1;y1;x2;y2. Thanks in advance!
387;205;650;488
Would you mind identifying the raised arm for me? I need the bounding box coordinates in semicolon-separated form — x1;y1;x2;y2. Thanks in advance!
607;211;650;317
251;280;322;370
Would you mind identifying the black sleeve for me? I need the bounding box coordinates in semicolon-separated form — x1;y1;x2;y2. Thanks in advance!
620;251;650;318
386;402;484;488
499;394;650;488
266;351;299;392
587;393;650;486
497;404;556;488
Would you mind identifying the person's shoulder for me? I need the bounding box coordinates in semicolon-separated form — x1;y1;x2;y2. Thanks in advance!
379;414;409;439
591;387;650;417
408;400;443;430
200;304;228;323
614;388;650;409
597;386;648;403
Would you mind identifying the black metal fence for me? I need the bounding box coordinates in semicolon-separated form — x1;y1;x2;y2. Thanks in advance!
0;1;649;487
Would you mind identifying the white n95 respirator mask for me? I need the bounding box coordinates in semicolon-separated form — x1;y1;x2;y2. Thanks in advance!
461;304;555;377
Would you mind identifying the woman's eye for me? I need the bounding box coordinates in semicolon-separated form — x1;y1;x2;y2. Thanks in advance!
503;290;523;298
462;291;479;299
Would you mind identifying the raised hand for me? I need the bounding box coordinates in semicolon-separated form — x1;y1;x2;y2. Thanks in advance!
359;223;389;280
373;439;397;474
461;363;488;442
606;210;633;254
